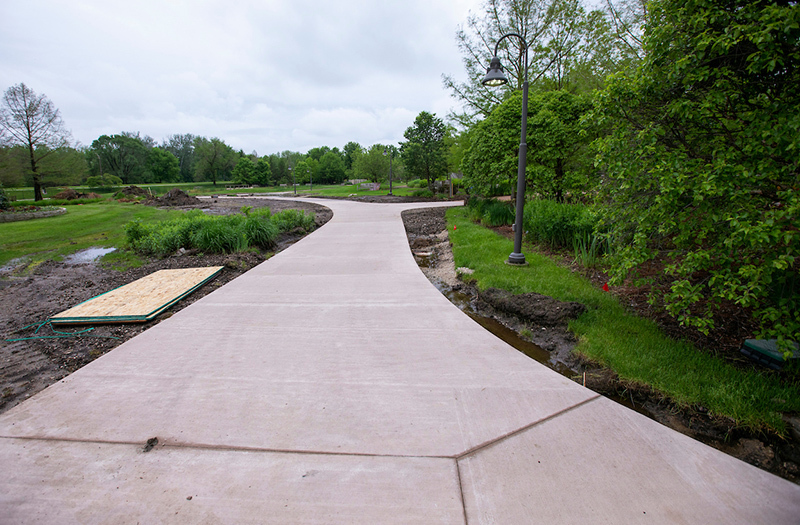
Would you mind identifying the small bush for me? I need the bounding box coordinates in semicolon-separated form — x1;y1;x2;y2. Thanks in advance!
191;218;248;254
412;188;434;198
467;197;513;226
86;173;123;189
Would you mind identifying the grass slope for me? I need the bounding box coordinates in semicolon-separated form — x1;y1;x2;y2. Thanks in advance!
447;206;799;434
0;202;182;267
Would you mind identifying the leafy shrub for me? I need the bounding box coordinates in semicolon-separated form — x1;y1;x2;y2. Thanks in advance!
591;0;800;350
86;173;123;188
523;199;597;249
412;188;434;198
467;197;514;226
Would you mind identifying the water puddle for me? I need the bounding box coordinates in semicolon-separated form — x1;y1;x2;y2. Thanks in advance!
63;247;116;265
429;275;656;419
431;280;575;377
413;252;432;268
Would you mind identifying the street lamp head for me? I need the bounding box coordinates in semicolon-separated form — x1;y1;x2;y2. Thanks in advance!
482;56;508;87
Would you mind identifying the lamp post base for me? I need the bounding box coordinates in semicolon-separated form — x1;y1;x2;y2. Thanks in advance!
506;252;527;266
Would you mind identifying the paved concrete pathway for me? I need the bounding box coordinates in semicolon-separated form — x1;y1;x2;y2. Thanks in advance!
1;198;798;523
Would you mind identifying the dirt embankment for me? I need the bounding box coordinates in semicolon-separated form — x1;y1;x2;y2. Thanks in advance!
401;206;800;484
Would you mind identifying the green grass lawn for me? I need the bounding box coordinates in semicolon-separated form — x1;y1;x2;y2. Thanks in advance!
0;201;183;268
5;181;423;201
447;206;800;434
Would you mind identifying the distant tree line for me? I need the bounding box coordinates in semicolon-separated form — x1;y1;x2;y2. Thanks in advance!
1;101;458;194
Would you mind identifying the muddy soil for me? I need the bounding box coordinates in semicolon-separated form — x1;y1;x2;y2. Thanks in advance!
2;198;798;483
0;198;331;415
401;206;800;484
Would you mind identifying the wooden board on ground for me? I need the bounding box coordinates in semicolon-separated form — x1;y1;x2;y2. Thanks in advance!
50;266;224;325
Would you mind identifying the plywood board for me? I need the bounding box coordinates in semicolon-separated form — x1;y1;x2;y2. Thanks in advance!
50;266;224;325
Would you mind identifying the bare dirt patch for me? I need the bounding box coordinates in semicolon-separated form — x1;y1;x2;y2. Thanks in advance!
0;198;331;415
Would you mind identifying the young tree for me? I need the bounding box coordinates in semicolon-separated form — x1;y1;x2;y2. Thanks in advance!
254;157;272;186
352;145;390;183
0;83;72;200
293;159;312;185
443;0;588;126
401;112;448;191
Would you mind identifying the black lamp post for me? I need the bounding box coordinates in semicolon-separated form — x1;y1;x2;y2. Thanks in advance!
482;33;528;266
307;168;312;193
289;167;295;195
383;147;393;196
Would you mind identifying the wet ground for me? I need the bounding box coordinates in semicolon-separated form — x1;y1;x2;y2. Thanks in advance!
0;198;331;416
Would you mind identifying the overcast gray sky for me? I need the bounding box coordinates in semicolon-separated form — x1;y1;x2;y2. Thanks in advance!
0;0;482;155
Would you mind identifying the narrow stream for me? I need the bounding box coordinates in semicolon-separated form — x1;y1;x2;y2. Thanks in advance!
423;266;654;419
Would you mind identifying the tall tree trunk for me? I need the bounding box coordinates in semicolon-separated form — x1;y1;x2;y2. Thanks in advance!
554;158;565;202
29;144;43;201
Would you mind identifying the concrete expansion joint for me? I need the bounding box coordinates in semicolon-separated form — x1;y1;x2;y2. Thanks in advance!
454;394;602;461
0;396;603;463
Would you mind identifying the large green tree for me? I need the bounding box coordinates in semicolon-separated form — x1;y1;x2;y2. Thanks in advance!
319;150;346;184
0;83;72;200
147;147;180;183
89;134;151;184
162;133;197;182
231;157;256;185
0;145;87;188
352;145;390;183
593;0;800;351
343;141;362;172
254;157;272;186
401;112;448;190
463;90;593;199
194;137;237;186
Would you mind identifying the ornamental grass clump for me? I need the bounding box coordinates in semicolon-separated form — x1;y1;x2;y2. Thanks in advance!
467;197;513;226
271;208;315;232
125;207;315;256
523;199;597;249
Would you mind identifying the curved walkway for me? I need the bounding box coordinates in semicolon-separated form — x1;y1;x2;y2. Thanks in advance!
1;198;798;523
